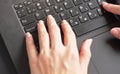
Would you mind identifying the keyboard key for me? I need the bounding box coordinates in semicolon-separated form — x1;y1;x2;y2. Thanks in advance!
60;11;70;20
23;0;32;6
78;14;89;23
24;22;37;32
35;11;46;20
73;16;110;36
97;0;105;5
88;1;98;9
56;0;65;3
21;15;36;26
69;7;80;16
35;2;46;10
88;10;98;19
97;8;103;15
79;4;89;13
16;9;26;18
14;3;23;10
26;4;36;14
45;0;55;6
53;14;61;23
54;4;64;13
72;0;82;6
32;0;40;2
64;0;74;9
31;31;38;42
13;0;111;47
83;0;90;2
45;7;56;15
69;17;80;26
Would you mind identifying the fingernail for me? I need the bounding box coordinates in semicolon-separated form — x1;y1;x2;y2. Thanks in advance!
38;20;44;25
82;38;93;52
26;32;32;38
102;2;108;6
87;38;93;43
62;20;68;24
111;28;119;38
48;15;54;20
86;38;93;49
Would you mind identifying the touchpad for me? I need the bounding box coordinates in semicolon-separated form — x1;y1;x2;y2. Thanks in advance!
92;32;120;74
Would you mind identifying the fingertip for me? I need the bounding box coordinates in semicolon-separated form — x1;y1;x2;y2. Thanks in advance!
48;15;53;18
110;28;120;39
47;15;57;26
102;2;110;11
81;38;93;52
79;39;93;63
26;32;32;39
85;38;93;45
37;20;44;28
110;28;117;34
62;20;69;25
84;39;93;50
102;1;109;7
61;20;72;29
61;20;67;27
47;15;54;21
26;32;34;47
38;20;44;25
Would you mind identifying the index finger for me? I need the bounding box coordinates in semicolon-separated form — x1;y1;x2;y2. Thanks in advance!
26;32;38;72
102;2;120;15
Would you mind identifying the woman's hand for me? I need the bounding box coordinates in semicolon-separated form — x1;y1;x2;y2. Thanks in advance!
103;2;120;39
26;15;93;74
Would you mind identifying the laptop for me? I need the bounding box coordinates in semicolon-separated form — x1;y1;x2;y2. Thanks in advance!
0;0;120;74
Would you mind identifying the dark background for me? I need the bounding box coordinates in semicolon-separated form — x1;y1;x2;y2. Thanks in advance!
0;34;17;74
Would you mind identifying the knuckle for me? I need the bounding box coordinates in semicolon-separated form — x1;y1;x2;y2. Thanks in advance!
51;25;60;32
40;49;49;58
31;58;38;64
69;51;78;59
66;28;75;36
55;28;60;33
40;30;48;37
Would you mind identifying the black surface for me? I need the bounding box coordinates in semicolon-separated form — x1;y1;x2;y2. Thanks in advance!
92;32;120;74
0;34;17;74
0;0;30;74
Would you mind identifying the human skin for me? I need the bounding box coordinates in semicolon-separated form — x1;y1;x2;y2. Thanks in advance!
103;2;120;39
26;15;93;74
25;2;120;74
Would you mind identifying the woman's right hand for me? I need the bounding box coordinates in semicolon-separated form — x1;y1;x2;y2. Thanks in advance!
102;2;120;39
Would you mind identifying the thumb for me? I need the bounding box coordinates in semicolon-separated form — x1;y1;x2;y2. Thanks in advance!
111;28;120;39
79;39;93;73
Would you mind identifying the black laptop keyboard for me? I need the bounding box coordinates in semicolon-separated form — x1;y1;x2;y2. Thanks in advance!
14;0;110;46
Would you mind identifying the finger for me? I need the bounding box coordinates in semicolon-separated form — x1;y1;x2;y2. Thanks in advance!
47;15;63;49
79;39;93;73
61;20;77;46
37;20;50;51
61;20;79;57
102;2;120;15
26;32;38;73
110;27;120;39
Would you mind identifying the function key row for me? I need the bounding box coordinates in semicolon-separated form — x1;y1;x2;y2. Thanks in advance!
16;0;100;18
15;0;103;10
14;0;66;10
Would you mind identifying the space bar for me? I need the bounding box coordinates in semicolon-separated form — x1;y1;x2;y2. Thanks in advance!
73;16;110;37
